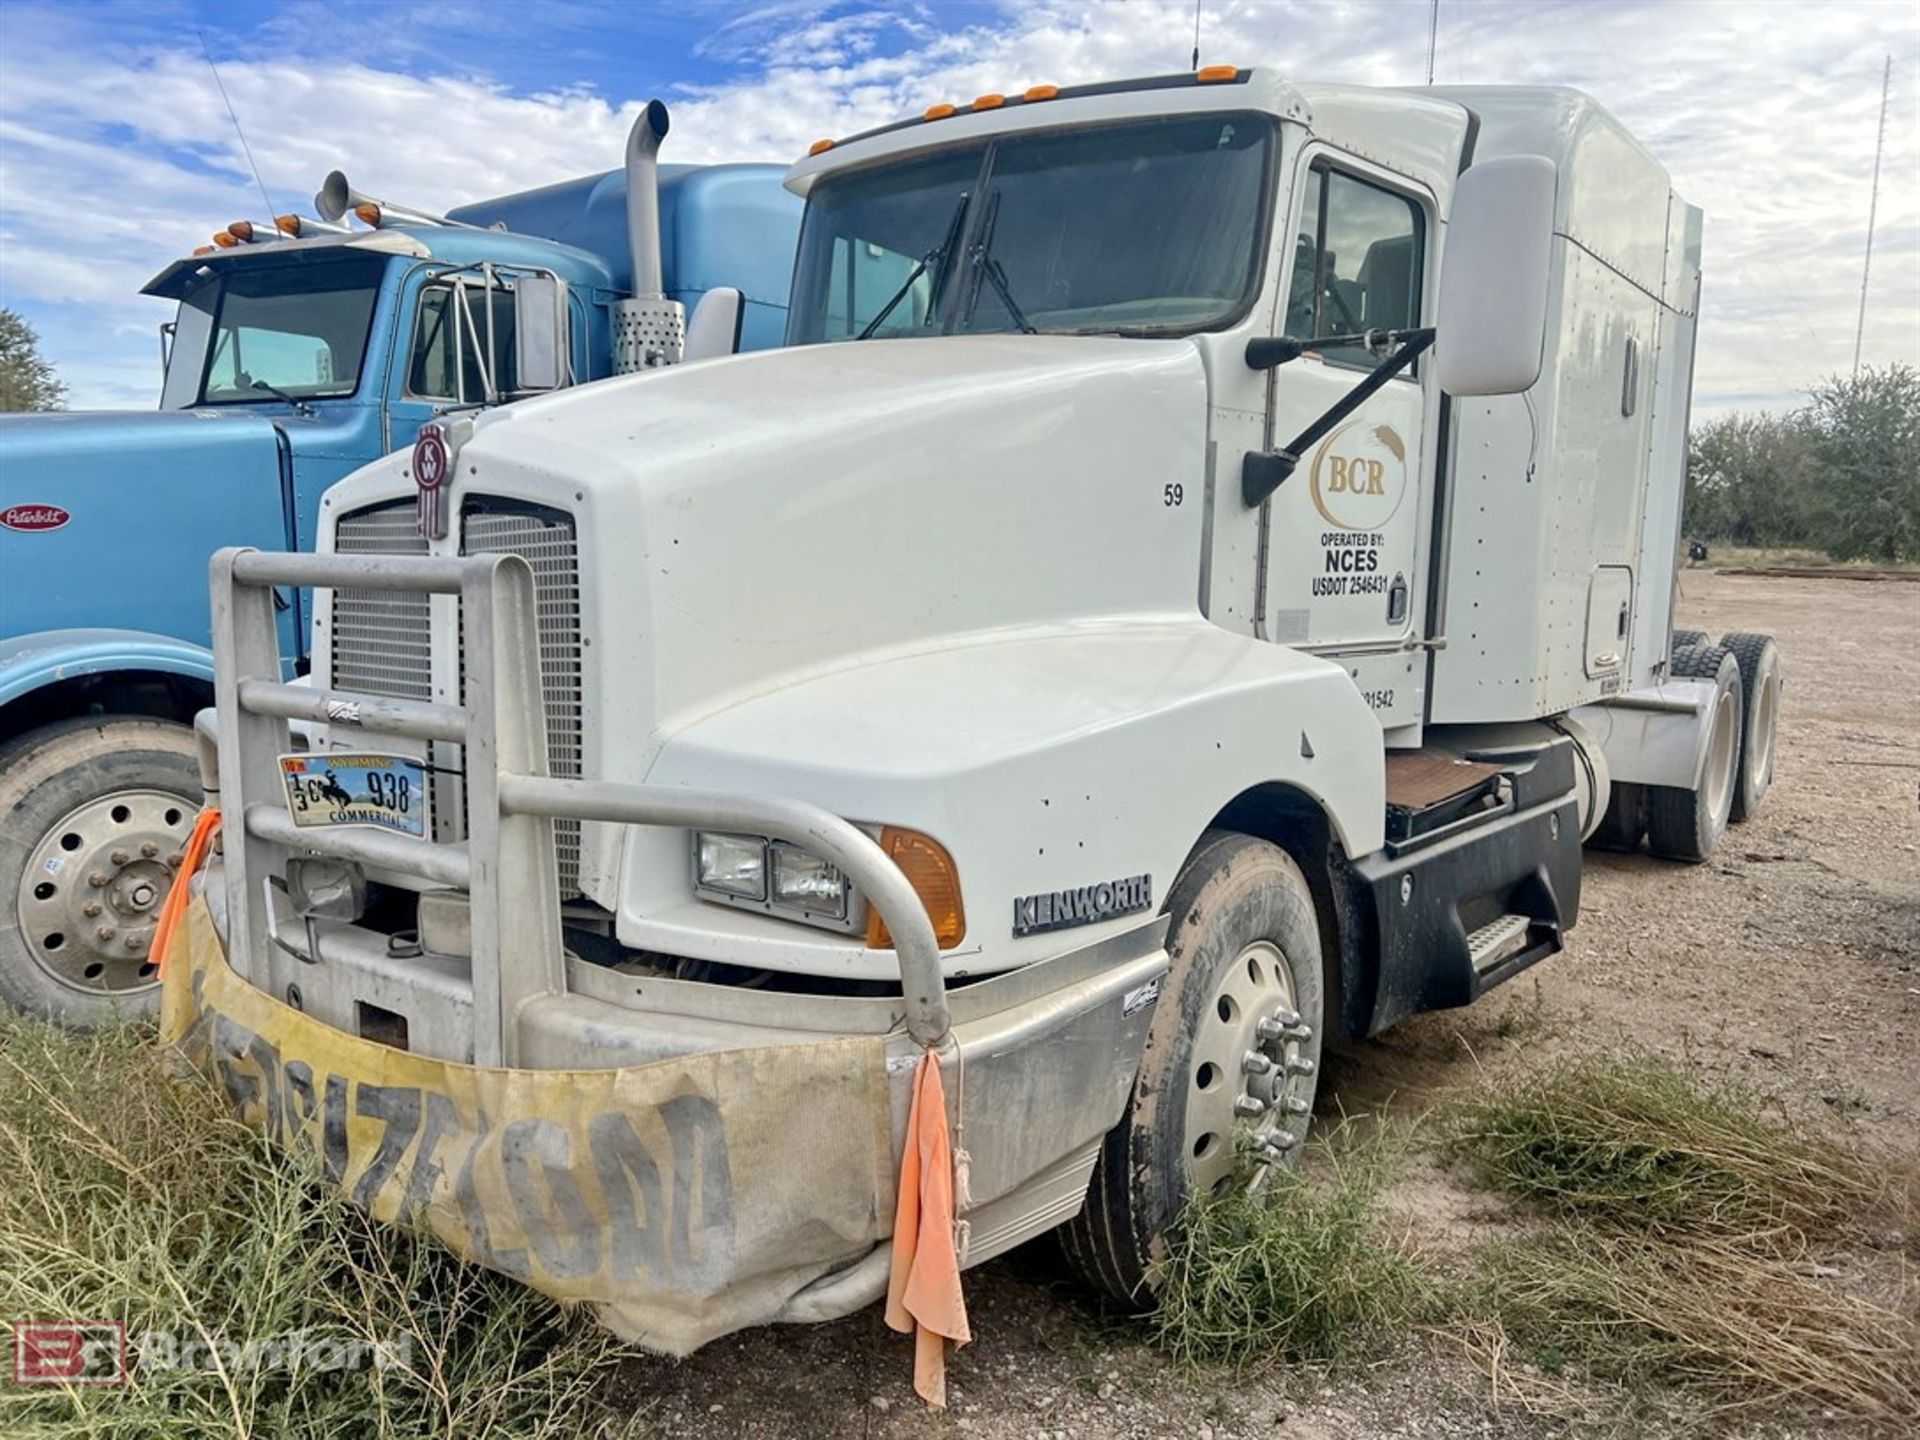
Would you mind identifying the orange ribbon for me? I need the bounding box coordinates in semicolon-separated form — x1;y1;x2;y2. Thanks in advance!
884;1049;971;1407
148;807;221;977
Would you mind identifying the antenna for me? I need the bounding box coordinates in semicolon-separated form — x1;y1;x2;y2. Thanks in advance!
1853;53;1892;377
199;30;276;222
1425;0;1439;85
1191;0;1203;71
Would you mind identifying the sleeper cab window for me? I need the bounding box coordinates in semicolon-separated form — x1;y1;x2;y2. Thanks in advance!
1286;165;1425;370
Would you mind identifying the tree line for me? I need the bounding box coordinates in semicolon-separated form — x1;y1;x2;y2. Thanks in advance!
1686;365;1919;565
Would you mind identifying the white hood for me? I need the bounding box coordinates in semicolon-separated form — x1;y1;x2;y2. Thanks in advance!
460;334;1213;743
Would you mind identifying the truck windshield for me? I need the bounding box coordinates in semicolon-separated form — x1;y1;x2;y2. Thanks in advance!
788;113;1273;344
176;254;385;407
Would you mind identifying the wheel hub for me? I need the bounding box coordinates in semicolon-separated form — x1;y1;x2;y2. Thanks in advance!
17;789;194;995
1183;939;1319;1197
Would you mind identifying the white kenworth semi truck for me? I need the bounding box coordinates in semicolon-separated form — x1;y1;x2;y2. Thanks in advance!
186;69;1781;1344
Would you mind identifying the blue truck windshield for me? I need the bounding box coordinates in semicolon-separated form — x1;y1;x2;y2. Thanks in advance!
788;113;1274;344
184;254;385;406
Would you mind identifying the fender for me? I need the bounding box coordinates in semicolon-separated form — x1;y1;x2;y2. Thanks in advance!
0;628;216;712
621;620;1385;981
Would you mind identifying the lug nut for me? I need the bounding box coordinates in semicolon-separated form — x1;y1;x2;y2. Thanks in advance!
83;901;103;918
1286;1056;1317;1077
1257;1011;1299;1040
1268;1130;1300;1150
96;925;116;942
166;853;185;870
140;841;160;858
1283;1096;1311;1115
88;872;109;888
1233;1095;1269;1119
1283;1023;1314;1042
110;849;131;867
124;933;146;951
1242;1050;1273;1076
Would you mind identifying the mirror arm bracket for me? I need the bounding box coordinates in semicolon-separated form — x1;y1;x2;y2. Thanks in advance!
1242;328;1435;507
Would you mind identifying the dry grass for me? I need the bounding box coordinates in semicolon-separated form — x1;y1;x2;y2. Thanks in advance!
1450;1053;1878;1252
1149;1129;1432;1373
1475;1229;1919;1422
1449;1053;1920;1425
0;1014;640;1440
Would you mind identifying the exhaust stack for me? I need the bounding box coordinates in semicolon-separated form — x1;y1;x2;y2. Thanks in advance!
612;99;685;372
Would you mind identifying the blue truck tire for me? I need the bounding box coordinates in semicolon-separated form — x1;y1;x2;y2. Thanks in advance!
0;715;202;1027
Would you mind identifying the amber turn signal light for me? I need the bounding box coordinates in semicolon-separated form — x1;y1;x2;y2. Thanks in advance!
866;826;966;950
354;202;382;226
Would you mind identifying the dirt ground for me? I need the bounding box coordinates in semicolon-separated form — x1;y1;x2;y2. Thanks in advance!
614;571;1920;1440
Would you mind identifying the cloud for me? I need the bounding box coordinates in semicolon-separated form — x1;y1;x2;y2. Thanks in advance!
0;0;1913;415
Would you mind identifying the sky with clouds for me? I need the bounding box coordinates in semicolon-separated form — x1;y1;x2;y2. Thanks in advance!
0;0;1913;415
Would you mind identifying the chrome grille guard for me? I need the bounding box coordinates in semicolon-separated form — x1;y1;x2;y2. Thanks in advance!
204;547;952;1059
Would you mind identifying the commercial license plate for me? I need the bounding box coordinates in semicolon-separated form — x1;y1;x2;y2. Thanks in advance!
279;752;426;837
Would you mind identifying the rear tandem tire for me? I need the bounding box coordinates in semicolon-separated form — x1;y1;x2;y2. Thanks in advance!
1646;647;1743;863
1059;830;1325;1306
1670;628;1708;653
1719;631;1781;822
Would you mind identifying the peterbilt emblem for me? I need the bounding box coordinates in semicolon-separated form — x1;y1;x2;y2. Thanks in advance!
413;423;451;539
1;504;70;532
1013;873;1153;937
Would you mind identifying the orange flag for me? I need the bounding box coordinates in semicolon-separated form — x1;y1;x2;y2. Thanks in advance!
148;808;221;977
884;1049;971;1407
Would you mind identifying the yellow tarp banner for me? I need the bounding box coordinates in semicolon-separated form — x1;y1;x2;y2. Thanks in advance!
161;893;895;1354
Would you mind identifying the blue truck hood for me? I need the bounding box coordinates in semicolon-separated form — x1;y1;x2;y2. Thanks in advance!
0;410;295;649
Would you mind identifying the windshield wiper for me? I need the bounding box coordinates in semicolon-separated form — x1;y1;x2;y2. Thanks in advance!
246;376;315;417
961;190;1036;335
855;191;971;340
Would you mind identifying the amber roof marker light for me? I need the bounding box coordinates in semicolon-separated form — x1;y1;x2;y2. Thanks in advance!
808;138;835;156
923;102;957;120
1196;64;1242;83
1022;84;1060;102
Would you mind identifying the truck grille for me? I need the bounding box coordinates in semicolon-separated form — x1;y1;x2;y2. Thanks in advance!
461;501;584;894
331;497;585;897
330;502;430;701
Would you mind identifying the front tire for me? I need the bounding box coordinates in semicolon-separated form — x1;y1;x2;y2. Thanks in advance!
1060;831;1325;1304
0;716;202;1028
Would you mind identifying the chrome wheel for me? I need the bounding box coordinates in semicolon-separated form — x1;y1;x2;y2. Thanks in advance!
16;789;193;995
1182;938;1321;1196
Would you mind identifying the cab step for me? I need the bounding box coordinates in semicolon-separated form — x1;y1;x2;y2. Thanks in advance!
1466;912;1533;973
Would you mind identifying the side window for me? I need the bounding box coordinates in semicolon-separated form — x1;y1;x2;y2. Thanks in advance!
407;282;519;401
1287;164;1425;368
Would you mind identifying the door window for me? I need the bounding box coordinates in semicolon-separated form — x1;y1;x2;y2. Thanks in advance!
407;282;519;401
1285;165;1425;367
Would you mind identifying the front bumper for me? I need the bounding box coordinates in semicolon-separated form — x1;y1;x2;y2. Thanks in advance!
176;876;1165;1353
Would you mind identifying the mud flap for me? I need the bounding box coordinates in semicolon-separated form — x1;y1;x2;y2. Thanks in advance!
161;894;894;1355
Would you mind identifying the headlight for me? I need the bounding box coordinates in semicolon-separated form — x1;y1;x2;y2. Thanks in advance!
771;843;848;916
696;832;766;899
693;831;858;933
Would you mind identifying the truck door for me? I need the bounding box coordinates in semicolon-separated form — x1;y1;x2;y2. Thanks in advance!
1259;154;1436;729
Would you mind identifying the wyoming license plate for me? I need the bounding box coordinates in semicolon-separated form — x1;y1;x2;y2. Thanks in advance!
279;753;426;837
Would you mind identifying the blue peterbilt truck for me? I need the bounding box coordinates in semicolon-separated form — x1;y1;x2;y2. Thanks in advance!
0;103;801;1024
